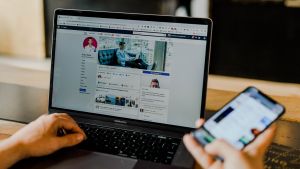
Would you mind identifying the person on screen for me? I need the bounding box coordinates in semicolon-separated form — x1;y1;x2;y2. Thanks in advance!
150;79;160;88
84;37;96;53
116;42;148;69
0;114;275;169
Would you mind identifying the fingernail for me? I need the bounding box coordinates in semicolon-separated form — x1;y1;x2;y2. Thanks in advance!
77;134;84;141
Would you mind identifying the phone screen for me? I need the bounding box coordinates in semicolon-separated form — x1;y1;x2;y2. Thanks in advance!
193;87;285;150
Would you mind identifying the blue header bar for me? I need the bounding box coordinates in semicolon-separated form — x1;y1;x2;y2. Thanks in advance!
57;25;207;40
143;71;170;76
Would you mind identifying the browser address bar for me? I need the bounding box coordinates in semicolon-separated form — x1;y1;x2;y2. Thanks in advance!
133;31;166;37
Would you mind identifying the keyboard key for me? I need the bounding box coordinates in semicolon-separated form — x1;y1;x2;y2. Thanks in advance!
78;123;180;164
264;143;300;169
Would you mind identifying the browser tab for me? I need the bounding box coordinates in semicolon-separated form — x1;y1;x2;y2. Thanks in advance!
57;15;208;38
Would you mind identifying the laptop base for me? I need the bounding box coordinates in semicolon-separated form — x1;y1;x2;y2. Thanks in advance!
11;148;189;169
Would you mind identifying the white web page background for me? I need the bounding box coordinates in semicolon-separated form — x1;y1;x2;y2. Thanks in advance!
52;18;208;128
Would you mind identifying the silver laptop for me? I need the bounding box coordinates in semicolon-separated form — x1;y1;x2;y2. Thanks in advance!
47;9;212;169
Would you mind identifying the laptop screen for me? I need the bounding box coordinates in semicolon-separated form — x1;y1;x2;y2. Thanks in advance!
51;12;210;128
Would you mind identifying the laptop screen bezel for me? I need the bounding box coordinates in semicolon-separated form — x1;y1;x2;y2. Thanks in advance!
49;9;212;133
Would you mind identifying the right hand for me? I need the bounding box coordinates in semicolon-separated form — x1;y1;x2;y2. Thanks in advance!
183;119;276;169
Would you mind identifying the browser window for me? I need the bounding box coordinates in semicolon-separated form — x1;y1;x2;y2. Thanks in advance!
52;15;209;128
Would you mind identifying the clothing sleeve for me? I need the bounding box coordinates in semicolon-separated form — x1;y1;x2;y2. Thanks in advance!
116;50;125;62
126;52;136;61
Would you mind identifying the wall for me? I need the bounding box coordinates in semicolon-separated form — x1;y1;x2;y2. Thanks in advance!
0;0;45;59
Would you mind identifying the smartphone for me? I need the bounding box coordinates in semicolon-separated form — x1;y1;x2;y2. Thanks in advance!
192;87;285;150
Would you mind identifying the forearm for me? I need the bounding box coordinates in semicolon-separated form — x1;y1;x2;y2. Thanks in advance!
0;138;26;169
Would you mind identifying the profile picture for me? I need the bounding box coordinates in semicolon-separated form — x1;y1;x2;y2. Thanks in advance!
83;37;97;53
150;79;160;88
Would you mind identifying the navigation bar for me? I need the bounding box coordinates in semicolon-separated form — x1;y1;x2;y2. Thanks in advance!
58;15;208;36
57;25;207;40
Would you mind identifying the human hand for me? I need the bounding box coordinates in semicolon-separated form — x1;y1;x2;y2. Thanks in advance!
183;119;276;169
9;113;86;158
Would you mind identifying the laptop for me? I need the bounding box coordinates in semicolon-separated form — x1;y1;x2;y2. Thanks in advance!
45;9;212;169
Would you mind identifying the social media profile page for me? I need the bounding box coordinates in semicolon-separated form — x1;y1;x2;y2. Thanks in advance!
52;16;209;128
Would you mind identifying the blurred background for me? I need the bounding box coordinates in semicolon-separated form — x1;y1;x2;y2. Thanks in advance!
0;0;300;83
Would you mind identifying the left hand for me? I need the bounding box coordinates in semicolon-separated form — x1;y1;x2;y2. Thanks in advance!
9;113;86;158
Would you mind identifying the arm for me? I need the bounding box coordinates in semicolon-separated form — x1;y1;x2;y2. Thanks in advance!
0;138;25;169
0;113;86;169
183;119;276;169
116;50;124;63
127;52;137;59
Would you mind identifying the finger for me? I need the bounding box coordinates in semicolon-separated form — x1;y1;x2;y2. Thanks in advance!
205;139;239;161
52;113;76;123
209;160;223;169
58;114;78;126
59;113;75;121
57;119;86;139
244;124;276;156
183;134;214;169
56;133;85;148
54;113;83;133
195;119;205;128
49;114;86;139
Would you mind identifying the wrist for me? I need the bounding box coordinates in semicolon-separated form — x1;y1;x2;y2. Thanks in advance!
0;138;28;168
5;137;29;159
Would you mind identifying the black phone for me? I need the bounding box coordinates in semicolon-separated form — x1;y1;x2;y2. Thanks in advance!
192;87;285;150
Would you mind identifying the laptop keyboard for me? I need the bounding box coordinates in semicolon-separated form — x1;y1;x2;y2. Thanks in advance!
264;143;300;169
78;123;300;167
78;123;181;164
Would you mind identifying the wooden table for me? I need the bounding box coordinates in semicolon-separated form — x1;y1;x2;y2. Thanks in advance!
1;62;300;169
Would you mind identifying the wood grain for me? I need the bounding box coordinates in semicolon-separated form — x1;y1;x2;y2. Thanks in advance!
0;120;25;136
0;133;10;140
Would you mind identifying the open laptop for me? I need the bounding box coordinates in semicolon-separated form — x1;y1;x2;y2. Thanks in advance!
46;9;212;169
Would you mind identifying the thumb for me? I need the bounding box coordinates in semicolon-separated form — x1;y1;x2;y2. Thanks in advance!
56;133;85;149
205;139;239;160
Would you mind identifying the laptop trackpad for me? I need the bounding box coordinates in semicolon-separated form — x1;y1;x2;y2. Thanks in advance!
12;148;137;169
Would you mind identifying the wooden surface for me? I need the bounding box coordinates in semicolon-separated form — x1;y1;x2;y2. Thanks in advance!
0;0;45;58
0;120;25;138
206;75;300;122
0;61;300;169
285;0;300;8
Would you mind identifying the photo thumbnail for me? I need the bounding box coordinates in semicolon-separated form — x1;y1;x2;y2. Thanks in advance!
98;37;167;71
141;74;170;89
95;94;139;108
